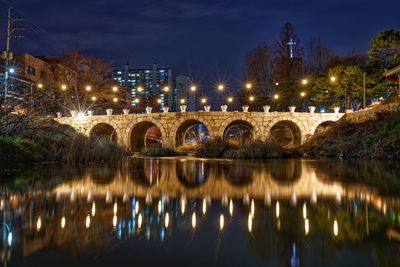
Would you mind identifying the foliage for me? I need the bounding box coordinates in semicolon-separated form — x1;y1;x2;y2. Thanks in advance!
143;148;182;157
195;138;301;159
303;112;400;160
368;29;400;67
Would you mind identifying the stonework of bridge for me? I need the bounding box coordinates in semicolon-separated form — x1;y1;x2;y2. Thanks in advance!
54;111;344;151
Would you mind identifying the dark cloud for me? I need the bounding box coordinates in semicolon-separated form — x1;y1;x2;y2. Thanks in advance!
1;0;399;81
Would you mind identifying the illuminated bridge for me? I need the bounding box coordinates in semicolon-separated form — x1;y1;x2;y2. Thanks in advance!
54;110;344;151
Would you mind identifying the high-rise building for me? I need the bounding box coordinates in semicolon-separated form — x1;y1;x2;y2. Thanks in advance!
112;63;172;110
175;75;197;111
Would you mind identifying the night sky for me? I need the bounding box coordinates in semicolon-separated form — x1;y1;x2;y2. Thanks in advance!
1;0;399;80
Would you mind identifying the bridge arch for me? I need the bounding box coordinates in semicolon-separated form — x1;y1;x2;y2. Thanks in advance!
174;117;213;148
129;120;166;152
222;119;254;145
312;120;337;135
267;118;305;146
89;123;118;142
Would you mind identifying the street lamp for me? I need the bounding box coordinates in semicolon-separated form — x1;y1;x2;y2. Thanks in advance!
275;82;279;86
134;98;139;103
330;76;337;82
201;98;207;104
61;84;67;90
8;68;15;74
190;85;196;92
302;79;308;85
180;98;186;104
37;83;43;89
137;86;143;92
245;83;252;89
112;86;118;92
157;98;162;104
218;84;224;91
249;96;255;102
300;91;306;97
113;97;118;102
91;96;97;101
274;94;279;99
163;86;169;92
85;85;92;91
227;97;233;103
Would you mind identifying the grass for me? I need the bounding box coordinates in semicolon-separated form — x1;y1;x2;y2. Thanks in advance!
194;138;301;159
302;112;400;159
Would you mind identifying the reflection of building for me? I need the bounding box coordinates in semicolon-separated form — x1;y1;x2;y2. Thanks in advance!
112;63;172;110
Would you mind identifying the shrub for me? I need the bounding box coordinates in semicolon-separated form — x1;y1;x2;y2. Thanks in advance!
143;148;182;157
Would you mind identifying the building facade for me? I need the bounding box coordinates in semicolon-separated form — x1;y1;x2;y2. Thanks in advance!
112;63;173;110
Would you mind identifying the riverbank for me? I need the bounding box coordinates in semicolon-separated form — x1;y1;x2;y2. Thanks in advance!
0;119;128;169
302;110;400;160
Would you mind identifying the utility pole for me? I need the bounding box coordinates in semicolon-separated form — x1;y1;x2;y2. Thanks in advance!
2;7;25;99
363;72;366;109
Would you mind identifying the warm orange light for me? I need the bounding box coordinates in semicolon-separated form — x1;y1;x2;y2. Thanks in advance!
245;83;252;89
134;98;140;103
91;96;97;101
157;99;162;104
300;91;306;97
180;99;186;104
190;85;196;92
163;86;169;92
249;96;255;101
302;79;308;85
137;86;143;92
85;85;92;91
227;97;233;103
61;84;67;90
274;94;279;99
38;83;43;89
113;97;118;102
218;84;224;91
201;98;207;104
112;86;118;92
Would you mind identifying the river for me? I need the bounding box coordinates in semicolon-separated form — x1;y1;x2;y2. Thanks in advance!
0;158;399;266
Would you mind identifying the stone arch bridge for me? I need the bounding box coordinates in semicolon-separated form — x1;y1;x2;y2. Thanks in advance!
54;111;344;151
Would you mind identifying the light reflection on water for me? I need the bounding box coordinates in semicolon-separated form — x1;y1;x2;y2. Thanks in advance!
0;158;400;267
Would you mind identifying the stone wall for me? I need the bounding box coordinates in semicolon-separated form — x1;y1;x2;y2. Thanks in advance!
344;103;400;123
55;111;344;149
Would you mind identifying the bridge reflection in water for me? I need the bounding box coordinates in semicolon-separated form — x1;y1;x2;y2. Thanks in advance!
1;159;400;266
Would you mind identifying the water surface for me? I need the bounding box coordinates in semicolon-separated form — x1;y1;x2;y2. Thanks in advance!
0;158;400;267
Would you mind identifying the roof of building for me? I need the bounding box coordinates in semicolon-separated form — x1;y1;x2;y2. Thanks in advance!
384;62;400;77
